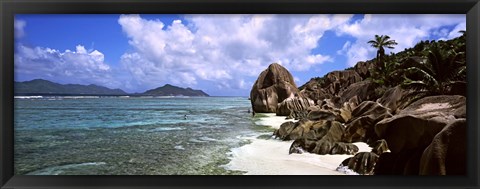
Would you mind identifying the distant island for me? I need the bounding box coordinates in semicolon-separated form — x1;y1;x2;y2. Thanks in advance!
14;79;209;97
142;84;209;97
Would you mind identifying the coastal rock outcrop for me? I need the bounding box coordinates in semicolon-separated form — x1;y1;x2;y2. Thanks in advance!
276;96;315;116
370;139;389;155
274;118;360;155
289;139;358;155
339;152;379;175
376;85;413;114
274;119;344;141
419;119;466;175
305;96;358;124
323;70;363;96
250;63;315;116
299;80;333;104
298;69;363;104
250;63;299;113
374;95;466;175
342;101;392;144
353;61;375;79
375;95;466;154
339;80;377;104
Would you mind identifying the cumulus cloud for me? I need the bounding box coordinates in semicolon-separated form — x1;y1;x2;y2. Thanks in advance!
335;14;466;66
118;14;353;91
15;44;119;88
14;20;26;38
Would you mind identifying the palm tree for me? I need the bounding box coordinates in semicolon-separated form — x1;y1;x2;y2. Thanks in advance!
401;43;466;100
368;35;398;71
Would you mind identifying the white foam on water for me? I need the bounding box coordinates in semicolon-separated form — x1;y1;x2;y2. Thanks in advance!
150;127;185;132
14;96;43;99
188;138;206;143
198;136;218;142
174;145;185;150
336;166;360;175
27;162;107;175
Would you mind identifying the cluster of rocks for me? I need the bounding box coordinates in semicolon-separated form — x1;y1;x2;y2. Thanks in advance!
250;62;466;175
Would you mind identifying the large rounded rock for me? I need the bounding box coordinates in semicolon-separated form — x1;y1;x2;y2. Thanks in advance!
290;139;358;155
342;101;392;144
373;95;466;175
276;97;314;116
376;85;413;114
250;63;298;113
339;152;379;175
274;119;344;142
307;110;337;121
375;95;466;154
399;95;466;118
323;70;363;96
299;80;332;104
354;61;375;79
419;119;466;175
273;121;296;140
376;115;448;154
274;119;312;141
339;80;377;104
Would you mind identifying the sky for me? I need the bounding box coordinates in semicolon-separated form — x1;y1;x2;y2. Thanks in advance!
14;14;466;96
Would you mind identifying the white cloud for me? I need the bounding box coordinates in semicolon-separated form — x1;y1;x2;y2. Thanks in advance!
336;14;466;66
443;22;466;40
118;14;352;91
14;20;26;38
15;44;118;88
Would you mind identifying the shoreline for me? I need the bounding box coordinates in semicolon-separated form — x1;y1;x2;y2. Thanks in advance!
224;113;371;175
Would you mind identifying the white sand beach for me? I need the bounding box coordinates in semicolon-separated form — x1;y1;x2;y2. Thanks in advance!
224;113;371;175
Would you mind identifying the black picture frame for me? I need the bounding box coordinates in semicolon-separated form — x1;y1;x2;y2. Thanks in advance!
1;0;479;188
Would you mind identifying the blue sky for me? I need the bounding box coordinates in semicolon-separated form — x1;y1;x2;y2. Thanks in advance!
14;14;465;96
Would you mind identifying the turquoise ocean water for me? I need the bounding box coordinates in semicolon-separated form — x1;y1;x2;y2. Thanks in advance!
14;96;272;175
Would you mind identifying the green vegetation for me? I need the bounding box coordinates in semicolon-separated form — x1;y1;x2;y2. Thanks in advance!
367;31;466;100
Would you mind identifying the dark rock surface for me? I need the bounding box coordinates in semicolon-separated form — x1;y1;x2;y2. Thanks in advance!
339;80;377;104
274;120;344;142
419;119;466;175
373;95;466;175
370;139;389;155
289;139;358;155
323;70;363;96
376;85;412;114
375;95;466;154
339;152;379;175
276;97;314;116
353;61;375;79
342;101;392;144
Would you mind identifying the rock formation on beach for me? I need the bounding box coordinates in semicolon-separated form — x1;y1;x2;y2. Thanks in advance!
250;63;314;116
251;33;466;175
